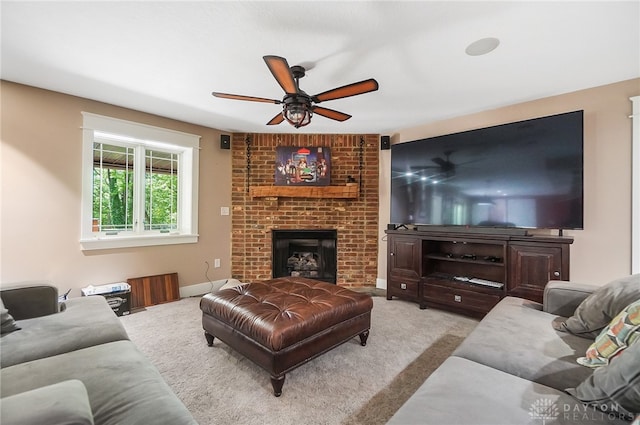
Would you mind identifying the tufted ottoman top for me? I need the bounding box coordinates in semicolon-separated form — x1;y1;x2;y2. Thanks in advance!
200;277;373;351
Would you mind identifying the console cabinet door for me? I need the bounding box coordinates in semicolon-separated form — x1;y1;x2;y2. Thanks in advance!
507;243;569;303
387;235;422;302
388;235;421;280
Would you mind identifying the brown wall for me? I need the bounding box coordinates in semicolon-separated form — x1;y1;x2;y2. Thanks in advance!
1;81;233;295
230;133;379;287
378;78;640;286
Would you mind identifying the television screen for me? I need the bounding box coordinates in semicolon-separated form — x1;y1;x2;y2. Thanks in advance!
390;110;584;230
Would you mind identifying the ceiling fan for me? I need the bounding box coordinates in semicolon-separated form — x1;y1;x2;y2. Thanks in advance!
408;151;459;180
431;151;457;175
408;151;484;182
212;55;379;128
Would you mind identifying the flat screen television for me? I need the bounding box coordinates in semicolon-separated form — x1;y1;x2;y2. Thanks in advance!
390;110;584;230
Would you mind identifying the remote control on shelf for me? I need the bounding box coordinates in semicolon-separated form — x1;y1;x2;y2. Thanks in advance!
468;278;503;288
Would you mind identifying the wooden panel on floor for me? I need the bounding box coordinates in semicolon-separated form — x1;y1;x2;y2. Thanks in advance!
127;273;180;308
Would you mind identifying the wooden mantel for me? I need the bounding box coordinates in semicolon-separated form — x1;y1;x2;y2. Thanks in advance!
249;184;359;199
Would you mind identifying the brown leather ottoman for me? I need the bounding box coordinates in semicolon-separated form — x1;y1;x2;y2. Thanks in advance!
200;277;373;396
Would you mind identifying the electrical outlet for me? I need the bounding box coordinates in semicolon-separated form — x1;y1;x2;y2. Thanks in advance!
214;258;221;268
220;207;230;216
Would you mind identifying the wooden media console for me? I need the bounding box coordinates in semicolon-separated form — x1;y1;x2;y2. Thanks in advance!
386;228;573;317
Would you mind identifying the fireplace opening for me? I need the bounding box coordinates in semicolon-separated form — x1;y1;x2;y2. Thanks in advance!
272;229;337;284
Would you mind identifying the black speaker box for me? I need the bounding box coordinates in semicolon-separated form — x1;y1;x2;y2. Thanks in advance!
381;135;391;150
220;135;231;150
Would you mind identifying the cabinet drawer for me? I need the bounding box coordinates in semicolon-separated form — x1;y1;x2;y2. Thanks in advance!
387;277;419;301
423;284;501;314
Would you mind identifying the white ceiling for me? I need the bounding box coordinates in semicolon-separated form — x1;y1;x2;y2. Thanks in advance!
2;1;639;135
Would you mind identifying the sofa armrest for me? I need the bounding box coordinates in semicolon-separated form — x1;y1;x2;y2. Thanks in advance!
0;380;94;425
0;281;59;320
543;280;599;317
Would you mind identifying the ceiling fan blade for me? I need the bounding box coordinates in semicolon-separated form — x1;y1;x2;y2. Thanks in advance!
212;92;281;104
313;79;379;103
432;157;448;167
313;106;352;122
266;112;285;125
263;55;297;95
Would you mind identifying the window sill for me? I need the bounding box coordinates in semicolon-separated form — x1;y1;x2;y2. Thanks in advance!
80;234;198;251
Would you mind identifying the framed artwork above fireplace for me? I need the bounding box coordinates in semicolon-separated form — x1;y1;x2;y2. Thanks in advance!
275;146;331;186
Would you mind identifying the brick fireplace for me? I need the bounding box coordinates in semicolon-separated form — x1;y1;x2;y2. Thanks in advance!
230;133;379;288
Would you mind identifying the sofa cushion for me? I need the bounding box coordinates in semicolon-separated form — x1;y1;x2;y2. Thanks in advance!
452;296;593;390
577;299;640;368
387;357;628;425
0;380;94;425
567;338;640;421
0;281;59;320
0;296;129;368
0;340;197;425
0;298;20;335
543;281;600;317
562;274;640;338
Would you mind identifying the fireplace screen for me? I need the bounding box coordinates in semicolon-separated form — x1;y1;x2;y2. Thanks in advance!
272;230;337;284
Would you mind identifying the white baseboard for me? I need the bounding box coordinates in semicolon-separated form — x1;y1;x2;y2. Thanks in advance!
179;280;228;298
376;277;387;290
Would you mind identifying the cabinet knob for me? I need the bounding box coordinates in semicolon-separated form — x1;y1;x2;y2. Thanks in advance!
390;252;395;256
554;271;560;277
400;283;407;290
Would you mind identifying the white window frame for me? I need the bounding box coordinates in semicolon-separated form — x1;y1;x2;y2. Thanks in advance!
80;112;200;250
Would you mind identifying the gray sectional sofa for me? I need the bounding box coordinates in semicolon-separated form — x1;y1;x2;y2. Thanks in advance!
388;276;640;425
0;281;197;425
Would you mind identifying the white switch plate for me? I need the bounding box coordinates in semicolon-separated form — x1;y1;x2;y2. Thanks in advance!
214;259;221;268
220;207;230;216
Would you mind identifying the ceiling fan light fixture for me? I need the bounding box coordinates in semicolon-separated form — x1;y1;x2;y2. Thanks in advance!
283;96;313;128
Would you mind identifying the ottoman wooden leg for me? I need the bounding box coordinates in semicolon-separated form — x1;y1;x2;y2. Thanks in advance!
204;331;215;347
358;330;369;346
271;375;285;397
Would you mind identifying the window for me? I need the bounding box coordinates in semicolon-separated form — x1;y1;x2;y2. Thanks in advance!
81;113;200;250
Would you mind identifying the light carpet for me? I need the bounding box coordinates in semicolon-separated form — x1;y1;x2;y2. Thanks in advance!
119;295;478;425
